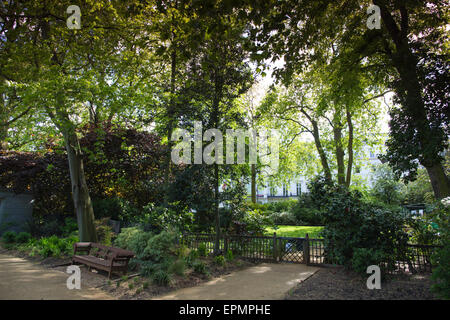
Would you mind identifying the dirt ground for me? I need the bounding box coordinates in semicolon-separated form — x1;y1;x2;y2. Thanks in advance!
285;266;439;300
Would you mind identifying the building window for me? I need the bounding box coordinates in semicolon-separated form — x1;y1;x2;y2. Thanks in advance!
296;183;301;196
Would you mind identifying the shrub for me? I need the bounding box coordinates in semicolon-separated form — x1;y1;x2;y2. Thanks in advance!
269;211;297;225
59;218;78;237
169;259;186;276
16;232;31;244
185;249;199;267
152;269;172;286
431;199;450;299
351;248;387;275
192;261;208;274
140;231;177;262
114;227;141;250
225;249;234;262
321;184;409;272
94;218;115;246
2;231;17;243
36;235;79;258
197;243;208;257
214;255;226;266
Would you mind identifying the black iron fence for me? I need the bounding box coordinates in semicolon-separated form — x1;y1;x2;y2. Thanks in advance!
181;233;442;274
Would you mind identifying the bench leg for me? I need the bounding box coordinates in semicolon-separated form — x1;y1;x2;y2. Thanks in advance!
108;270;112;279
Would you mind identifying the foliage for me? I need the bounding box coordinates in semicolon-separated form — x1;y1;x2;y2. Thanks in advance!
35;235;79;258
2;231;17;244
320;183;410;273
169;259;186;276
197;243;208;257
151;270;172;286
370;164;405;205
192;261;208;275
431;199;450;299
352;248;387;275
0;124;167;222
402;169;436;204
264;226;323;238
185;249;200;267
225;249;234;262
114;227;181;279
214;255;226;266
94;218;115;246
409;215;441;246
137;203;194;234
16;232;31;244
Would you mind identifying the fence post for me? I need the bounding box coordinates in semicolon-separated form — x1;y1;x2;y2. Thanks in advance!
304;233;310;265
273;232;277;262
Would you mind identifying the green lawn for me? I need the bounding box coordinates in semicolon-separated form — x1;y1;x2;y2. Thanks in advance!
264;225;324;238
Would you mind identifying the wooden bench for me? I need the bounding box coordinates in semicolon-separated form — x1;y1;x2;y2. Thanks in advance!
72;242;134;279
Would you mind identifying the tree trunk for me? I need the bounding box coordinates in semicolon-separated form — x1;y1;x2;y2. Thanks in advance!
345;109;354;187
163;47;177;207
63;131;98;242
214;163;221;254
251;164;256;203
376;1;450;199
425;164;450;200
333;126;346;185
311;120;332;181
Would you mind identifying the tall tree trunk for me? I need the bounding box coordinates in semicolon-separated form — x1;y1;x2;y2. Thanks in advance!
251;164;256;203
163;47;177;207
311;120;332;181
63;130;98;242
345;109;354;187
214;162;221;254
426;164;450;200
333;126;346;185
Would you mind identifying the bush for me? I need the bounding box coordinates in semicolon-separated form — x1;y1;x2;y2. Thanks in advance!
197;243;208;257
94;218;115;246
169;259;186;276
192;260;208;274
185;249;199;267
141;231;177;262
225;249;234;262
36;235;79;258
321;183;409;273
431;199;450;299
60;218;78;237
214;255;226;266
16;232;31;244
2;231;17;243
352;248;387;275
114;227;141;250
269;211;297;225
152;269;172;286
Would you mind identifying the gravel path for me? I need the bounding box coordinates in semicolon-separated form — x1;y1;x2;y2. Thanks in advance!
154;263;319;300
0;253;113;300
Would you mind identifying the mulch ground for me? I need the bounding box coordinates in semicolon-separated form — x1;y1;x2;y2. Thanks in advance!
285;265;439;300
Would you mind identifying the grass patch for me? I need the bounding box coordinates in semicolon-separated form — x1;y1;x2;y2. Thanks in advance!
265;225;323;238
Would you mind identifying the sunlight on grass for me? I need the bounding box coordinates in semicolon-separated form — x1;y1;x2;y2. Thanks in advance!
264;225;324;238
